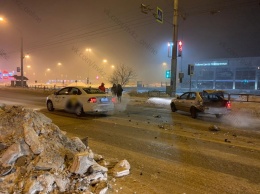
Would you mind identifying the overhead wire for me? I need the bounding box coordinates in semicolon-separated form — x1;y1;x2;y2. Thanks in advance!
7;16;156;54
26;18;155;52
8;0;260;55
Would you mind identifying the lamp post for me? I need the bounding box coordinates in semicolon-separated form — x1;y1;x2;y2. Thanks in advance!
26;65;31;80
85;48;91;84
0;17;25;87
162;62;167;86
57;62;62;83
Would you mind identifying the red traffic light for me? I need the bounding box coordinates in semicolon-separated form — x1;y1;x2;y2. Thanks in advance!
178;41;183;51
178;41;183;56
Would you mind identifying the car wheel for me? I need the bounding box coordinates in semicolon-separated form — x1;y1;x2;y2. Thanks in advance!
47;100;54;111
216;114;223;118
170;102;177;112
75;104;84;116
190;107;198;119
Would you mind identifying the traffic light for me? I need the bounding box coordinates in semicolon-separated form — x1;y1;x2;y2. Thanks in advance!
178;41;183;57
166;70;171;78
188;64;194;75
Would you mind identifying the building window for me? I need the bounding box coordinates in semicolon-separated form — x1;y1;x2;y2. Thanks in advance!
215;81;233;89
216;67;233;80
235;81;255;90
235;70;255;80
197;81;213;89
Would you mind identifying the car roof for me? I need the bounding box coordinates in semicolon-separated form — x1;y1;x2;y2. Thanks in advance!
203;90;225;94
63;86;97;89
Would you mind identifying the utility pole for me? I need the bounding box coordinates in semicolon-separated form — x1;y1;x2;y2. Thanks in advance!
21;35;24;87
170;0;179;96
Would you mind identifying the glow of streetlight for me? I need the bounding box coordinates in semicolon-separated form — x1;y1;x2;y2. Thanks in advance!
86;48;92;52
58;62;62;66
25;54;30;58
103;59;107;63
111;65;115;69
27;65;31;68
0;17;3;21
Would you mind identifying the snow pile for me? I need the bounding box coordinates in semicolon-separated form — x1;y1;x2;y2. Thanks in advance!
0;106;130;193
146;97;172;106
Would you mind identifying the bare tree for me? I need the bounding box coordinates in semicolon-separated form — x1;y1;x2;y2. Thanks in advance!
108;63;136;86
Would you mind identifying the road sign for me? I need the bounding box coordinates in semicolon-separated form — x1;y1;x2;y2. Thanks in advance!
156;7;163;23
188;64;194;75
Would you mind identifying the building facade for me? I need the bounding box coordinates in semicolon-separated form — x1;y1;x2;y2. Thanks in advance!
187;57;260;93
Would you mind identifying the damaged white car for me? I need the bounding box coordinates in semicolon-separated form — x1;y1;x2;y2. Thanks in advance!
170;90;231;118
46;86;115;116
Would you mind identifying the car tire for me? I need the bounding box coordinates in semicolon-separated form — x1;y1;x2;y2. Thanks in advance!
75;104;84;116
47;100;54;111
170;102;177;112
216;114;223;118
190;107;198;119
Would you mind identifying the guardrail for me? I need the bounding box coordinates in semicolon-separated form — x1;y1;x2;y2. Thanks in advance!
227;93;260;103
148;90;169;97
223;94;260;103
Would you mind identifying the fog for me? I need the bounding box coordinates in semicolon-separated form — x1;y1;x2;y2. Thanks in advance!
0;0;260;85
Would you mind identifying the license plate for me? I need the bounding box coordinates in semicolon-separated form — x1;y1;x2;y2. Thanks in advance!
100;98;109;103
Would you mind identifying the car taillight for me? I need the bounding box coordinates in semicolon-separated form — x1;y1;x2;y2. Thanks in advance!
226;101;231;109
88;97;97;103
111;97;116;103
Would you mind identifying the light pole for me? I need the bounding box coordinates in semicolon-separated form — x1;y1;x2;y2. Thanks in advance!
85;48;91;84
162;62;167;86
101;59;107;82
26;65;31;80
0;17;25;87
57;62;62;83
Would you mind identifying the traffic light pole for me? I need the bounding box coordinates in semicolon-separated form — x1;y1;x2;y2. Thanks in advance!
21;35;24;87
170;0;179;97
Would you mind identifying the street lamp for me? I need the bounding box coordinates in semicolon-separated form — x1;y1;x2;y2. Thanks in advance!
26;65;31;81
162;62;167;86
0;17;25;87
85;48;92;84
57;62;62;82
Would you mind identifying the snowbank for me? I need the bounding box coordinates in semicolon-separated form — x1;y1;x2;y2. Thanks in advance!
0;106;130;193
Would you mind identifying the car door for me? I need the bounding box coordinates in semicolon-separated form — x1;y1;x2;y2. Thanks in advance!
175;92;190;111
185;92;197;111
66;87;81;110
53;87;70;109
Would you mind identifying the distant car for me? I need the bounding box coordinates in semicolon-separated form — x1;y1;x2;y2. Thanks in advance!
170;90;231;118
46;86;115;116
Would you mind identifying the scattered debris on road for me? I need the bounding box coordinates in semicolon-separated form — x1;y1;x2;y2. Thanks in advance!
209;125;220;131
224;139;231;143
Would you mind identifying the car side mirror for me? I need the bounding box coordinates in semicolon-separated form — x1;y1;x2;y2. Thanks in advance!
176;95;180;99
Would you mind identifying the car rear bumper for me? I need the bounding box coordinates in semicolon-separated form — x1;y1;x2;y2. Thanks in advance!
203;107;231;115
85;103;114;114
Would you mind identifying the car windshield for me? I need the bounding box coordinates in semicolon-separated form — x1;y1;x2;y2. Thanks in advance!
82;88;105;94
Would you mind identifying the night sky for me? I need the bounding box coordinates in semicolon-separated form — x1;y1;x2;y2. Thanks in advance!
0;0;260;85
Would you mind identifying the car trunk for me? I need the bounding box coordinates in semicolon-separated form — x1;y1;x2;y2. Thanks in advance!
200;90;230;114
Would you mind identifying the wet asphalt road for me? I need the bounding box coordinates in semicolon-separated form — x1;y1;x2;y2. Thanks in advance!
1;87;260;194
